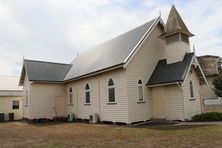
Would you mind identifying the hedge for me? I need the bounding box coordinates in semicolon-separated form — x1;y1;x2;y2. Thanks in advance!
192;112;222;122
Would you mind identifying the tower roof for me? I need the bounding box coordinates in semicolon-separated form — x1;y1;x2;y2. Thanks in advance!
161;5;194;38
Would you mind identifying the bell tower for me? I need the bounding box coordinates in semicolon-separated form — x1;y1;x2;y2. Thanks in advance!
160;5;194;64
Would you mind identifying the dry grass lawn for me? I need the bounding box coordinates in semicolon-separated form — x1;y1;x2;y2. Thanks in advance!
0;122;222;148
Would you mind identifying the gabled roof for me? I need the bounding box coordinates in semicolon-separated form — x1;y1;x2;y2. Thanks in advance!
19;59;72;85
160;5;194;38
65;17;160;80
147;53;194;86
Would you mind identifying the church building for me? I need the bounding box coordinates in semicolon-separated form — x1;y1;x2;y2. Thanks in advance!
19;5;207;123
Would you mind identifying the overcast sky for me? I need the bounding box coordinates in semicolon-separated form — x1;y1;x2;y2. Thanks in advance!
0;0;222;76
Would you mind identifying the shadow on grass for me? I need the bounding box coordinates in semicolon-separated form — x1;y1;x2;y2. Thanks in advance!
149;125;213;131
128;121;214;130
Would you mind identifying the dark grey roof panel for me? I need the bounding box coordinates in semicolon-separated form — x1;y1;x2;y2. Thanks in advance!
24;60;72;82
147;53;194;86
65;18;158;80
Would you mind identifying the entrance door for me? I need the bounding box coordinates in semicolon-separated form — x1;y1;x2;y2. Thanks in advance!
152;87;165;118
55;96;64;117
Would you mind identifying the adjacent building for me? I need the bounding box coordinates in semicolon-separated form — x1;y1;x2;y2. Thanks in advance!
0;76;23;120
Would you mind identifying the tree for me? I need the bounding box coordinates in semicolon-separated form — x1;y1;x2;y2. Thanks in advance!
212;75;222;97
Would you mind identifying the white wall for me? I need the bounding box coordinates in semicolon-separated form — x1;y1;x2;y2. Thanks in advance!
165;85;184;120
23;74;30;119
182;66;202;120
30;83;66;119
0;96;23;120
66;68;129;123
125;24;165;123
165;41;190;64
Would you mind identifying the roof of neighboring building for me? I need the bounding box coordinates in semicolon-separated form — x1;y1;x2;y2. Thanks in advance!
0;76;22;91
147;53;194;86
19;60;72;85
160;5;194;38
65;17;159;80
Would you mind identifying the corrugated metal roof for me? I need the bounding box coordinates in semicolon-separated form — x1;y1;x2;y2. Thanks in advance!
24;60;72;82
0;76;22;90
147;53;194;86
65;18;158;80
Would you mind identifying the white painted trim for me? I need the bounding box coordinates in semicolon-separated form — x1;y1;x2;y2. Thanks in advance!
123;17;163;68
65;65;123;83
147;81;182;88
182;56;208;87
85;83;90;104
137;78;144;102
68;87;73;105
107;78;116;103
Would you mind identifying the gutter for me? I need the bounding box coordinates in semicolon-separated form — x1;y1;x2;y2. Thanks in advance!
64;63;124;83
147;81;182;88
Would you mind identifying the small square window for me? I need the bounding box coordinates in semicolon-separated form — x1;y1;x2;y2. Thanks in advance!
12;100;19;109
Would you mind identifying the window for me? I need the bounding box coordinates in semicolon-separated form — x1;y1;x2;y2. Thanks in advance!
25;91;28;106
85;84;90;104
138;79;144;101
108;79;115;102
69;87;73;105
12;100;19;109
190;80;194;98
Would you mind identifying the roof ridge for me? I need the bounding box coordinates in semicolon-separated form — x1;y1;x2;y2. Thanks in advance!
24;59;72;66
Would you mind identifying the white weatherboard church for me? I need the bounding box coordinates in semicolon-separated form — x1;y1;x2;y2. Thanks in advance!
19;6;207;124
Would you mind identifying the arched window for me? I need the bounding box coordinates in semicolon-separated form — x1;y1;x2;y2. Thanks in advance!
138;79;144;101
25;91;28;106
190;80;194;98
69;87;73;105
85;84;90;104
108;79;115;102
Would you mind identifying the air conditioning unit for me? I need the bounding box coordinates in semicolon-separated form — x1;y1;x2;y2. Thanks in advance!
89;113;99;124
67;113;75;122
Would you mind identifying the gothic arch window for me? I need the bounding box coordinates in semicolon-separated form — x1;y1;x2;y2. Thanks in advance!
85;84;90;104
69;87;73;105
108;79;115;102
138;79;144;101
190;80;194;98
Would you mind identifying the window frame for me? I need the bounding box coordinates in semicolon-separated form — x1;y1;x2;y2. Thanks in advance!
137;79;145;103
189;80;195;100
85;83;91;105
12;100;19;109
107;78;116;104
68;87;73;105
25;91;28;107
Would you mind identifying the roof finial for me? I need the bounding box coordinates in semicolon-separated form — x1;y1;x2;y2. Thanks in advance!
159;10;161;17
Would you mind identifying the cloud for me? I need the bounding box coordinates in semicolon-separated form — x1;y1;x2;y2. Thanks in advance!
0;0;221;76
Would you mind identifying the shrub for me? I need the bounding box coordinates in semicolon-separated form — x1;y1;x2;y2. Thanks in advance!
212;75;222;97
192;112;222;122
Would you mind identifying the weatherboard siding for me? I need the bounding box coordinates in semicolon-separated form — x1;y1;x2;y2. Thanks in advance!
182;67;201;120
30;83;66;119
66;69;129;123
23;74;30;119
165;41;190;64
0;96;23;120
165;85;184;120
126;24;165;123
